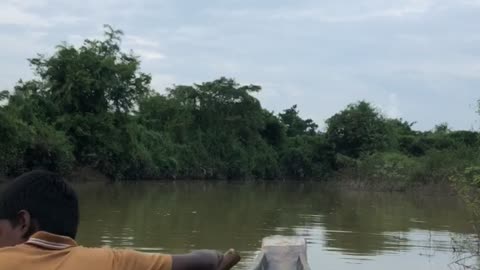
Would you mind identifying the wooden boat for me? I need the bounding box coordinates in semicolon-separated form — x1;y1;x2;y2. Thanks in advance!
250;236;311;270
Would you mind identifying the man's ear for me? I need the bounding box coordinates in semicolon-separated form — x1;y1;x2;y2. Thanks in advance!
16;210;33;238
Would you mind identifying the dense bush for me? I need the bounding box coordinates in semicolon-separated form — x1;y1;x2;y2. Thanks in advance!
357;152;420;183
1;25;479;183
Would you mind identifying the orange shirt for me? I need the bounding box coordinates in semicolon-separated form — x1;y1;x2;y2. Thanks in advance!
0;231;172;270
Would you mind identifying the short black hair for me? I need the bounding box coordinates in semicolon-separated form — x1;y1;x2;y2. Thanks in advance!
0;170;79;239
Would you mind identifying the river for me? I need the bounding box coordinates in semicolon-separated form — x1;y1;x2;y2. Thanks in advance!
74;181;477;269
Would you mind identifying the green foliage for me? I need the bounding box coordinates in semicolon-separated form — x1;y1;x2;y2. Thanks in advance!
1;26;479;184
0;110;73;176
0;110;31;176
357;152;420;183
279;105;317;137
29;25;151;115
0;90;9;101
415;148;477;183
260;111;286;148
326;101;390;158
461;166;480;187
26;120;74;174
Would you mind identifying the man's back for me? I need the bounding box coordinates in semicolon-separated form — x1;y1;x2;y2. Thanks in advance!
0;231;172;270
0;171;240;270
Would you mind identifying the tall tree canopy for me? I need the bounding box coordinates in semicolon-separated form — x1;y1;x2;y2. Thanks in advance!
0;26;478;183
326;101;389;158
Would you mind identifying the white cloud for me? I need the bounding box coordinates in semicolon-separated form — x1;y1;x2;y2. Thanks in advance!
207;0;439;23
67;34;84;44
31;31;49;39
67;32;105;46
136;49;166;61
0;1;86;28
170;26;213;43
124;35;166;63
49;15;87;24
5;0;48;9
151;74;176;92
251;82;279;100
386;93;401;118
125;35;160;48
460;0;480;6
271;0;435;22
0;3;50;27
0;33;47;54
209;61;241;74
387;61;480;81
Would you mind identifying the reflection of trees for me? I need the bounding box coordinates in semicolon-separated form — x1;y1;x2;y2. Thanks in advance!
312;190;473;255
74;182;473;257
75;182;310;253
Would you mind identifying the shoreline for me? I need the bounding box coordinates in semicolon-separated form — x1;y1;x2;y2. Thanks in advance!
0;167;457;195
66;166;456;194
320;178;456;194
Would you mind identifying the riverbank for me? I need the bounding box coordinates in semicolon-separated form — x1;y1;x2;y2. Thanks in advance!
0;164;466;196
53;166;456;194
324;177;455;194
66;166;111;183
0;167;110;183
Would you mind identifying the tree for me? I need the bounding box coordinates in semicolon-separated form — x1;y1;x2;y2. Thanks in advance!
162;78;278;179
10;24;480;184
28;25;152;115
434;123;451;134
280;135;333;179
278;105;318;137
260;111;286;148
1;26;156;179
0;90;9;101
326;101;389;158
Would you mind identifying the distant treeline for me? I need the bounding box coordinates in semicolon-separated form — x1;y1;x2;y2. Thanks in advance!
1;26;480;186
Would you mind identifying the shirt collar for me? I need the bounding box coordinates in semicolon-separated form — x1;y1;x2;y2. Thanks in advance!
26;231;78;250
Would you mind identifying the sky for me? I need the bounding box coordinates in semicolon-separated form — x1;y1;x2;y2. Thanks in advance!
1;0;479;131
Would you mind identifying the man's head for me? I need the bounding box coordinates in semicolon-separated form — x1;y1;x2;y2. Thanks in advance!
0;170;79;247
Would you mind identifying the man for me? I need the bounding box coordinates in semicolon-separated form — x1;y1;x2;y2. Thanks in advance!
0;170;240;270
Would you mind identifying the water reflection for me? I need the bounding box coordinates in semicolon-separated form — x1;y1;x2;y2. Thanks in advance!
74;181;475;269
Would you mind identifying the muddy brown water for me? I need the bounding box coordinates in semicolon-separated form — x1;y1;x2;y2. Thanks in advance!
73;181;477;269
